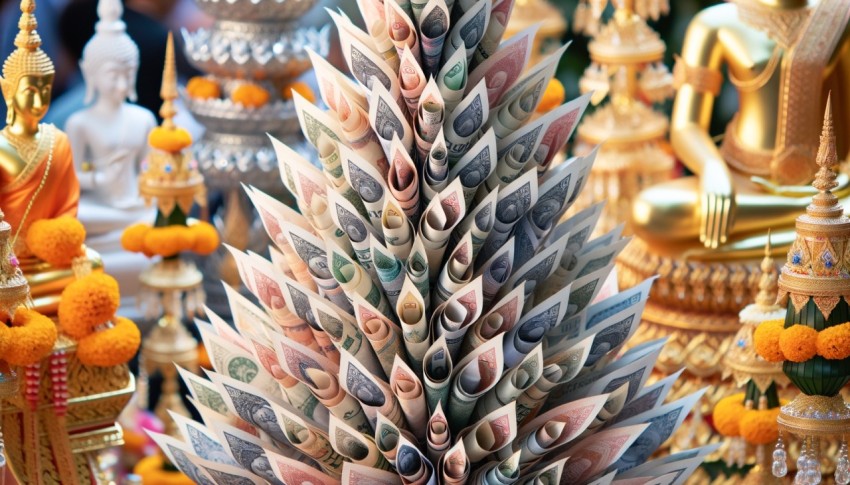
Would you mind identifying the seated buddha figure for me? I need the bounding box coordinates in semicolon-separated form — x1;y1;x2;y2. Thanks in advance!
631;0;850;257
0;0;82;312
65;0;155;294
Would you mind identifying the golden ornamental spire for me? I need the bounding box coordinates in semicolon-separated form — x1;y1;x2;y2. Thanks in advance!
807;94;840;218
755;231;779;311
159;32;177;130
0;0;54;99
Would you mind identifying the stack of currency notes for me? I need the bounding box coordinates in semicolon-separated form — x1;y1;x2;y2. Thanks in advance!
151;0;712;483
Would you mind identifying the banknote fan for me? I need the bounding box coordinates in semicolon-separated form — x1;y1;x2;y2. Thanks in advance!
150;0;712;483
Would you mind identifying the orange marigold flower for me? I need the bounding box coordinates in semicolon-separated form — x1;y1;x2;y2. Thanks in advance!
0;307;58;367
190;220;220;255
713;393;746;437
121;223;151;254
282;81;315;104
25;216;86;267
753;319;785;362
816;322;850;360
536;78;565;113
740;408;781;445
149;126;193;153
231;83;271;108
58;273;120;338
779;324;818;363
143;227;183;258
134;455;195;485
172;225;197;253
77;316;141;367
186;76;221;100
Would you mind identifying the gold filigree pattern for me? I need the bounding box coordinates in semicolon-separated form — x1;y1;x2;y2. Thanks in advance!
672;55;722;96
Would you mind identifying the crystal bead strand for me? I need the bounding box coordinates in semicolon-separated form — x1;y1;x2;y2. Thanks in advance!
836;439;850;485
804;437;821;485
773;433;788;477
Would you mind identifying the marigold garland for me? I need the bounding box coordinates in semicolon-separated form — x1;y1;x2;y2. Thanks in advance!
186;76;221;100
753;319;785;362
779;324;818;362
25;216;86;267
231;82;270;108
281;81;315;104
740;407;781;445
143;227;185;258
816;322;850;360
0;307;58;367
536;78;565;113
149;126;193;153
121;223;150;253
713;393;746;437
133;454;195;485
190;220;220;255
58;273;120;339
76;316;141;367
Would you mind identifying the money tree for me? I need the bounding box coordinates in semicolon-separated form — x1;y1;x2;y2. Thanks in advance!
150;0;709;483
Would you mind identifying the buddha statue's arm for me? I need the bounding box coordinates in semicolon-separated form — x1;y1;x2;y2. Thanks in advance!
65;115;130;191
670;10;732;249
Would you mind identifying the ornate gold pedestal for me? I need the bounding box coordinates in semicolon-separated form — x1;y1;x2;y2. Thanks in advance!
2;335;134;484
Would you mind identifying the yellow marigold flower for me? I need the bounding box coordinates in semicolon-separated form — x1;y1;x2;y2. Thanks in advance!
779;324;818;363
25;216;86;267
0;307;58;367
143;227;183;258
58;273;120;339
282;81;315;104
173;225;197;253
753;319;785;362
536;78;565;113
121;223;151;254
816;322;850;360
186;76;221;100
148;126;193;153
190;220;220;255
134;455;195;485
77;316;141;367
231;82;271;108
740;408;781;445
713;393;746;437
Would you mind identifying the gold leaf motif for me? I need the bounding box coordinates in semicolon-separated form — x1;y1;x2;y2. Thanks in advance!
790;293;810;313
813;295;841;319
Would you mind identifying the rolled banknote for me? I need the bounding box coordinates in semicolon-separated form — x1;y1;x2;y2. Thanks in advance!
374;412;415;467
247;187;311;287
292;90;345;152
387;135;421;223
386;1;421;62
518;457;567;485
351;293;406;378
208;420;296;483
474;344;543;420
442;0;491;64
396;434;438;485
475;235;513;305
418;178;467;278
422;335;453;413
306;47;366;114
352;0;399;68
461;283;526;353
432;275;483;360
434;230;474;308
449;128;497;205
306;367;371;434
419;0;450;77
202;312;250;352
329;413;392;470
532;93;592;171
478;169;539;263
416;78;445;160
504;230;570;300
278;267;341;360
398;46;427;115
339;350;406;429
342;462;402;485
169;412;240;467
406;236;432;308
503;284;571;368
396;276;431;371
307;291;383;377
437;46;468;113
282;223;353;313
389;355;429;442
457;401;517;463
327;241;392;317
268;451;344;485
438;440;470;485
469;450;520;485
422;130;450;206
447;333;504;430
473;0;515;63
581;383;629;436
328;188;382;276
451;186;498;260
370;237;406;308
333;10;401;94
382;197;415;260
335;88;390;178
146;431;216;485
186;454;265;485
558;424;651;483
426;401;451;464
445;80;489;162
467;24;536;106
370;82;415;158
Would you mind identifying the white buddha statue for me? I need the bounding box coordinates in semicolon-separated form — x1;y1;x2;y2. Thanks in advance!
65;0;156;294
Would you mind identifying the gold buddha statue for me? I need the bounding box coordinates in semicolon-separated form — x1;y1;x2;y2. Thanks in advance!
617;0;850;408
0;0;84;313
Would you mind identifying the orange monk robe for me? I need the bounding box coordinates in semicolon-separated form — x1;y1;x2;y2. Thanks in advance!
0;128;79;254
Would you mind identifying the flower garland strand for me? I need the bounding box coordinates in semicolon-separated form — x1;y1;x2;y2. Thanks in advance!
754;319;850;362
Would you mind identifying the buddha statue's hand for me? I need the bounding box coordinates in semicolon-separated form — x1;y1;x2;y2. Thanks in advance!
752;173;850;198
700;160;736;249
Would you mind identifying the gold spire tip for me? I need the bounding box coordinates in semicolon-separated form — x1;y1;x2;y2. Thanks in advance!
807;93;840;218
159;32;177;129
756;231;778;310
